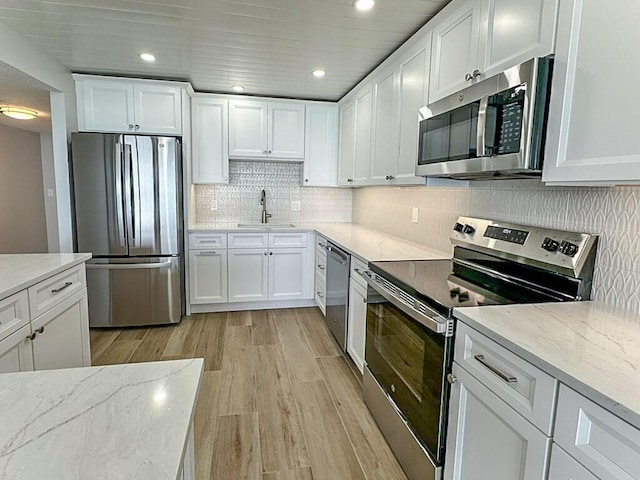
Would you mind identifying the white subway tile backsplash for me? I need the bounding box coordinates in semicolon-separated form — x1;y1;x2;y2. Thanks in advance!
353;181;640;313
194;161;352;224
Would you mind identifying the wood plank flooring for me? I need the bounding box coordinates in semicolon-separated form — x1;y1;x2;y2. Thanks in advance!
90;307;407;480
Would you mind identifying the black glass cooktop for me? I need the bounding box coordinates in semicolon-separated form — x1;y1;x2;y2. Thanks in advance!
369;258;561;317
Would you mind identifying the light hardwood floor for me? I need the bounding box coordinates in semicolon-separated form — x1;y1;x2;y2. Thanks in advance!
90;307;407;480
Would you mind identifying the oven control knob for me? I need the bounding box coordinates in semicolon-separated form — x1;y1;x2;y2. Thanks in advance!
541;237;559;252
390;384;396;393
453;222;464;232
559;241;579;257
450;287;461;298
462;224;476;235
458;291;470;302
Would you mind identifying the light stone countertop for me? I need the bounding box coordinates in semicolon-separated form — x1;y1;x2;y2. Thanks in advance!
454;302;640;429
0;359;203;480
190;222;450;262
0;253;92;301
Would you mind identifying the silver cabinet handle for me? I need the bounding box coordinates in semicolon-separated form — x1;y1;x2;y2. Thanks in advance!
347;178;354;183
317;292;324;298
51;281;73;294
264;251;268;255
305;178;309;183
474;355;517;383
128;124;134;130
199;251;218;255
318;242;326;248
472;69;482;78
447;373;458;385
135;124;140;130
37;327;44;334
317;265;325;270
465;73;473;81
268;150;272;155
26;332;36;341
385;175;395;180
362;297;367;304
263;150;268;155
198;240;219;244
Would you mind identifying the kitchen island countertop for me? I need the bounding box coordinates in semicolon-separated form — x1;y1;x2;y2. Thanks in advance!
0;358;203;479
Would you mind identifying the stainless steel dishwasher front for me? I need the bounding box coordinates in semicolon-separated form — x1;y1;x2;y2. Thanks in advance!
324;242;350;351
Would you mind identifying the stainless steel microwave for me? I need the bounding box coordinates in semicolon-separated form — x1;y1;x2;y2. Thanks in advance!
416;57;553;179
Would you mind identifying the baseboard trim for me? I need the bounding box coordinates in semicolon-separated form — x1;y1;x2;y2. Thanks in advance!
190;299;317;313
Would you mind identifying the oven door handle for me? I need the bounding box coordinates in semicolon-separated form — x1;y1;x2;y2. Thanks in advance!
362;270;452;336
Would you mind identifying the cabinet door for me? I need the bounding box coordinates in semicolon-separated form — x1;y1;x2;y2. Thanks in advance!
229;100;269;158
0;324;34;373
191;95;229;184
479;0;558;79
31;289;91;370
346;280;367;374
189;250;228;304
338;100;356;185
133;83;182;135
429;0;482;103
77;79;135;133
303;104;339;187
228;249;269;302
353;84;373;184
542;0;640;184
268;248;310;301
268;102;305;159
445;362;550;480
549;446;599;480
396;35;431;185
370;67;399;184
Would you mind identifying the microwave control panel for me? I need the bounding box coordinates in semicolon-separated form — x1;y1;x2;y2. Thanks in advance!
488;85;526;155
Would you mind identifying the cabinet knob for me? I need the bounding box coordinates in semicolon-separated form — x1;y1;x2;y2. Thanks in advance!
223;176;228;180
264;251;268;255
465;73;473;81
472;69;482;78
447;373;458;385
26;333;36;341
305;179;309;183
269;252;273;255
268;150;272;155
263;150;268;155
128;124;134;130
134;124;140;130
347;178;353;183
37;327;45;334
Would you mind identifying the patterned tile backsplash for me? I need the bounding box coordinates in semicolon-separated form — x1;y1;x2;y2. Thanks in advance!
353;180;640;314
193;161;352;224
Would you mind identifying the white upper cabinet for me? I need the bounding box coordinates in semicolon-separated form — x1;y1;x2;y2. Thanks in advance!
338;100;356;186
370;66;399;184
479;0;558;80
429;0;482;103
353;83;373;185
542;0;640;185
303;104;339;187
229;99;305;160
191;95;229;184
229;100;269;158
396;34;431;185
74;75;184;135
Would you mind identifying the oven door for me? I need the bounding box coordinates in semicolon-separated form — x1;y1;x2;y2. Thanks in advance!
363;274;452;465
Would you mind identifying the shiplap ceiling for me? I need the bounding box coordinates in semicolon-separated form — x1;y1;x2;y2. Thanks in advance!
0;61;51;133
0;0;451;101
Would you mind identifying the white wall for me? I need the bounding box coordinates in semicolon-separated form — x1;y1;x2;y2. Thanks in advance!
0;21;76;252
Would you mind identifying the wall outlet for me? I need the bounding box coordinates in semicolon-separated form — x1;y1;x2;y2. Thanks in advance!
291;200;301;211
411;207;419;223
47;189;55;197
210;199;218;211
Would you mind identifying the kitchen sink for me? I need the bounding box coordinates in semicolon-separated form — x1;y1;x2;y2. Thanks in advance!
237;223;297;229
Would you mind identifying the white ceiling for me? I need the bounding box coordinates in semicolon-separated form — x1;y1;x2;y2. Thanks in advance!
0;0;451;101
0;61;51;133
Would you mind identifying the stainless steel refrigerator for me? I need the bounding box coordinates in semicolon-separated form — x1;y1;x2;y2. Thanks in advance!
71;133;183;327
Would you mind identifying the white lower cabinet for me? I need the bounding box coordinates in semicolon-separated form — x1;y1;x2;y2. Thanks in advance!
228;249;269;302
189;250;227;304
0;324;34;373
269;248;311;301
30;289;91;371
445;362;550;480
346;278;367;374
549;446;599;480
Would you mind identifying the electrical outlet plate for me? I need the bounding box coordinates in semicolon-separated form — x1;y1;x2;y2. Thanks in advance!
411;207;419;223
210;199;218;211
291;200;301;211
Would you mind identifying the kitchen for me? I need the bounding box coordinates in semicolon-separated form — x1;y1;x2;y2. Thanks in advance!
0;0;639;479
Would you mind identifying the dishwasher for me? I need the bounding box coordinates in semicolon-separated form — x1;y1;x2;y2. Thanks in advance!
324;242;351;351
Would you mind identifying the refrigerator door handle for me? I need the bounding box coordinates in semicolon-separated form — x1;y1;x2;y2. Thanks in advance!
86;261;173;270
127;144;137;243
114;142;127;249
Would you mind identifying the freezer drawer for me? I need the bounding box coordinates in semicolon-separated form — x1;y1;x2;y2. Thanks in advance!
86;257;181;327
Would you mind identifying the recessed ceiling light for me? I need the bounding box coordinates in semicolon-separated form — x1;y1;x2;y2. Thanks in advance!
0;106;38;120
354;0;375;11
232;85;245;93
312;70;326;78
140;53;156;62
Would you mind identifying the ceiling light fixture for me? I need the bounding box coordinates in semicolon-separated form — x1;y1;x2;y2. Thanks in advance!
0;106;38;120
231;85;245;93
312;70;326;78
139;53;156;62
354;0;375;11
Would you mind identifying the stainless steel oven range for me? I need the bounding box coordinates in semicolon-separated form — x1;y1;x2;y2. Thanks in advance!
362;217;598;480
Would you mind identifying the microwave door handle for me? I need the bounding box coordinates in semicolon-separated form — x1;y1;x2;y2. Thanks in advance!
477;96;489;157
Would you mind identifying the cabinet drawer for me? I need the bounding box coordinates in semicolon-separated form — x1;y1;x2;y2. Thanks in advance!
0;324;34;373
555;384;640;480
350;257;368;290
549;445;599;480
455;322;557;435
269;232;307;248
228;233;269;249
0;291;29;342
28;265;86;319
315;273;326;315
315;252;327;279
189;233;227;249
316;234;329;250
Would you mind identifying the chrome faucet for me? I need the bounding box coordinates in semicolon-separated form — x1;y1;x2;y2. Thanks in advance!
260;189;272;224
